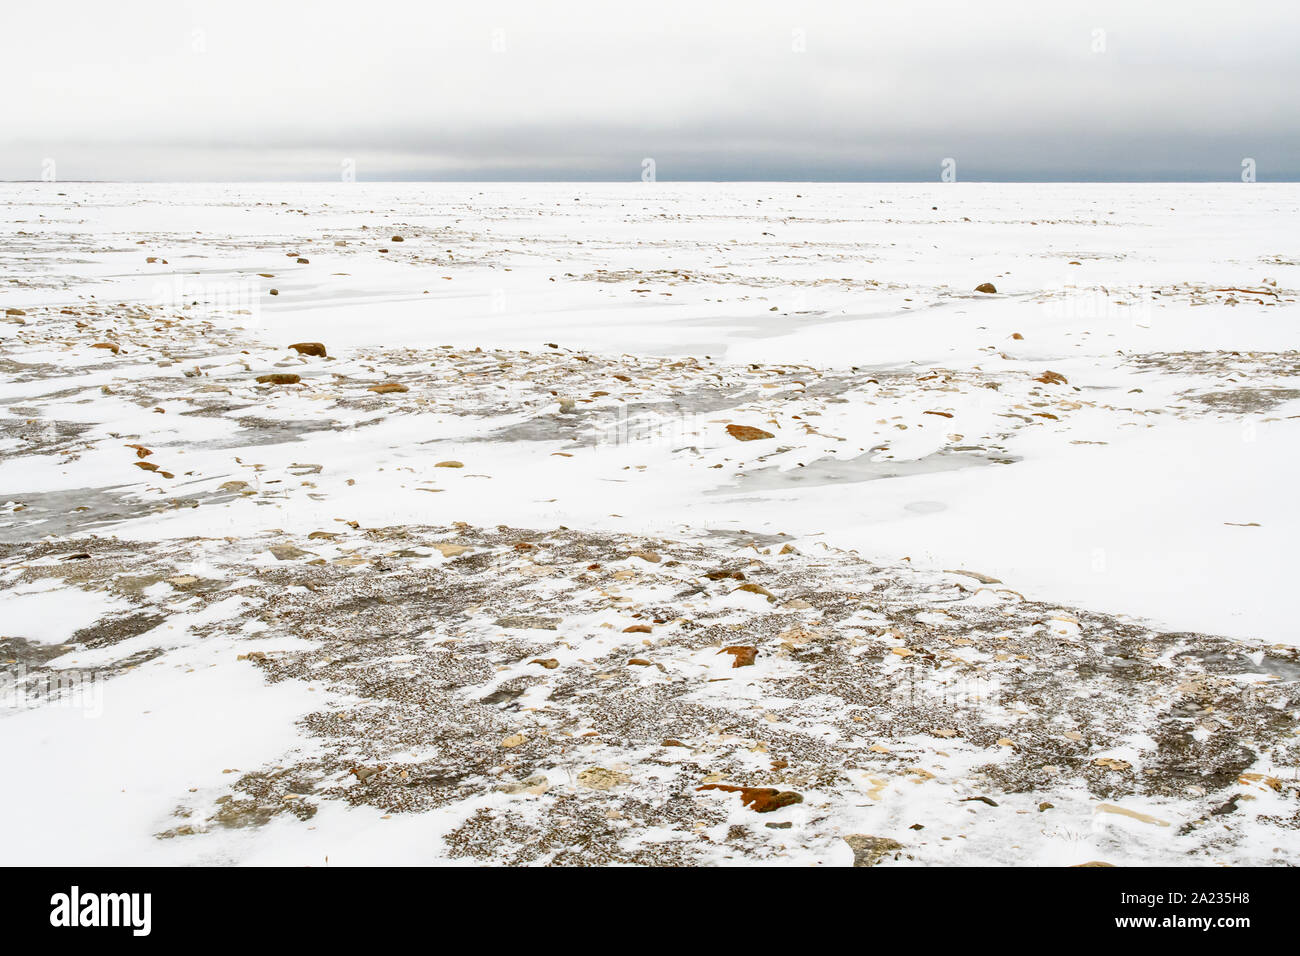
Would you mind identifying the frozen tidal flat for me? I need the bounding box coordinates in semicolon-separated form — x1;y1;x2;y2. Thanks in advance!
0;182;1297;865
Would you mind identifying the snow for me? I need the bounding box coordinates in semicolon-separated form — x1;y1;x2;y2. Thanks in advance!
1;181;1297;865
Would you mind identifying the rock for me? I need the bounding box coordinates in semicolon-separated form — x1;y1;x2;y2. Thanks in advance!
719;645;757;667
498;775;549;795
432;542;471;558
945;569;1002;584
368;383;408;394
1096;803;1169;827
779;625;822;649
843;834;904;867
269;544;310;560
256;373;301;385
495;614;560;630
697;784;802;813
434;460;463;468
269;289;279;295
577;767;629;790
391;235;404;242
705;569;745;581
975;282;997;294
733;582;776;602
289;342;327;357
726;424;775;441
1093;757;1131;771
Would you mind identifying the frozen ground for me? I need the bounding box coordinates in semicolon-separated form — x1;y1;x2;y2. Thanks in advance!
0;182;1297;865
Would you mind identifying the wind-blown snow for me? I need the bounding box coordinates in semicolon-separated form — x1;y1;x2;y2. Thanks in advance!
1;182;1297;865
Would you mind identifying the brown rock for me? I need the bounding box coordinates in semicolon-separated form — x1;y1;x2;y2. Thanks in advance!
975;282;997;294
697;784;802;813
705;569;745;581
844;834;904;867
719;645;757;667
726;424;775;441
734;582;776;602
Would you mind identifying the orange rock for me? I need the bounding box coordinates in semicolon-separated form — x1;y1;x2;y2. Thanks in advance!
697;784;803;813
726;424;774;441
719;645;757;667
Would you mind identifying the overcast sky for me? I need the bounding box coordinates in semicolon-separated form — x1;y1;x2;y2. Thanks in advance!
5;0;1299;181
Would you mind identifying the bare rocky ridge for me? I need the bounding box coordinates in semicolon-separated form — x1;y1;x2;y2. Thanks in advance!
4;523;1296;864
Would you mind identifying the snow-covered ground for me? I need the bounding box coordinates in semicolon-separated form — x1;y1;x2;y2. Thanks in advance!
1;182;1297;865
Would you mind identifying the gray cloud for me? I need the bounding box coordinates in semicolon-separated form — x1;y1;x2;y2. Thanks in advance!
5;0;1299;181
